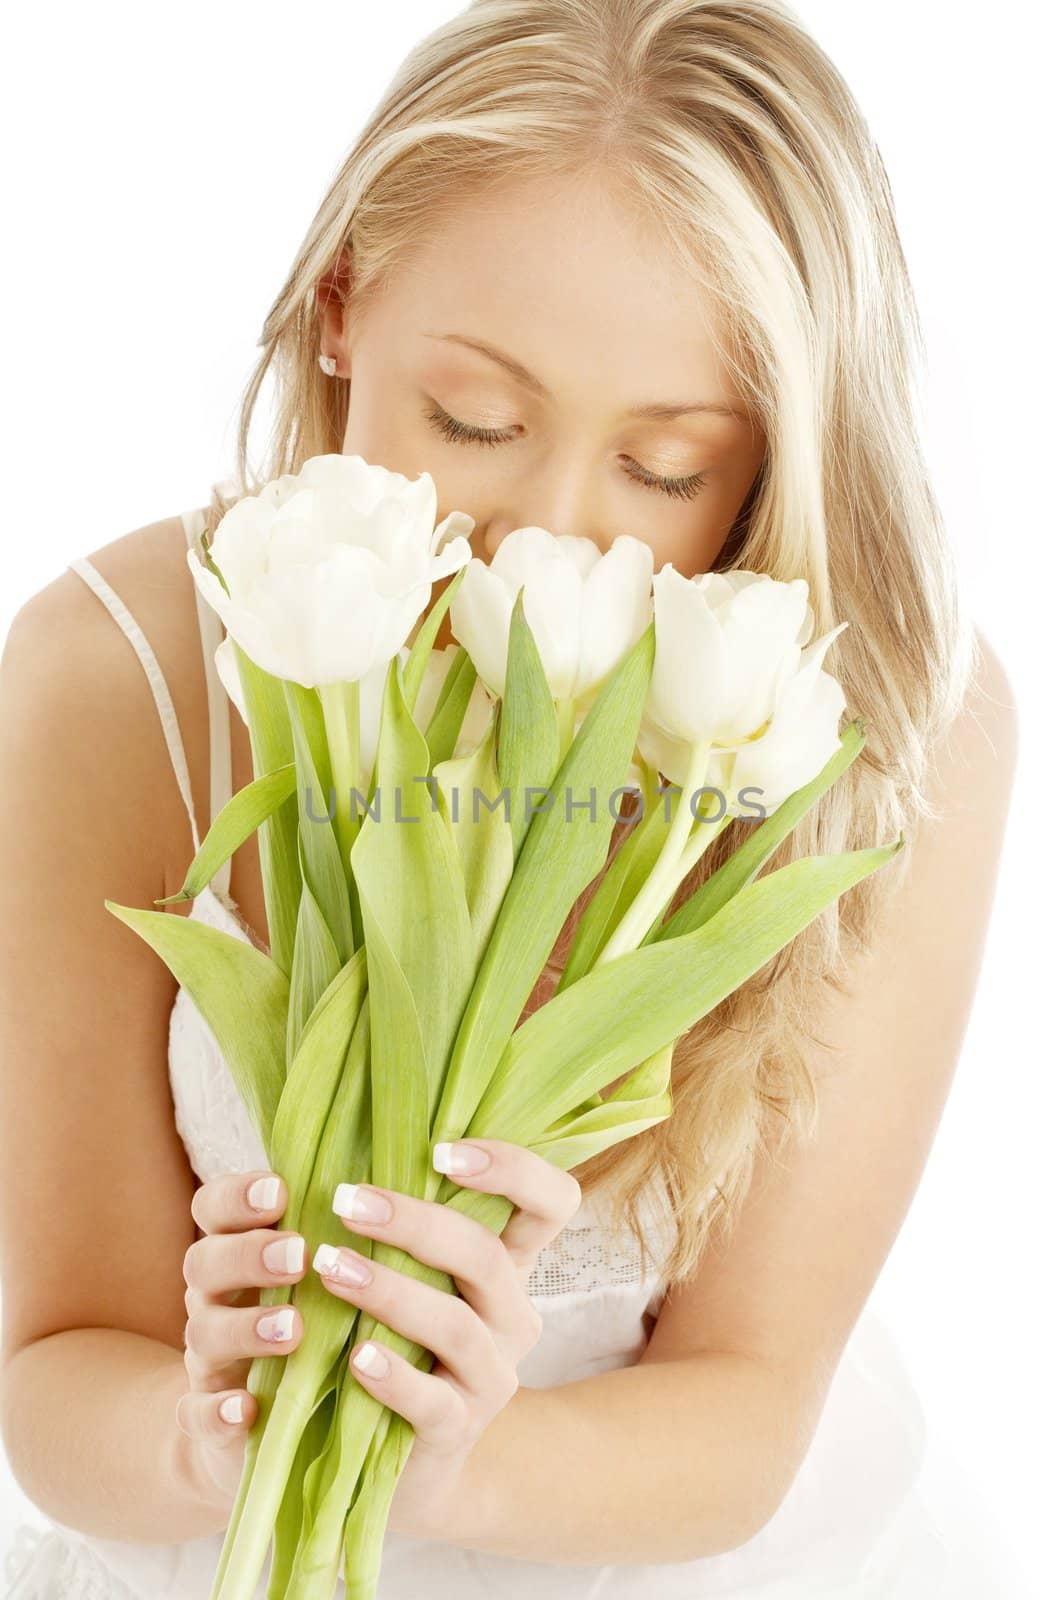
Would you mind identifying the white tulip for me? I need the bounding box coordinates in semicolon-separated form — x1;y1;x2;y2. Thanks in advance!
187;452;474;689
637;565;847;817
448;526;654;701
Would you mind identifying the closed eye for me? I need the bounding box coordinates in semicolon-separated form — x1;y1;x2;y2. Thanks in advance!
422;399;708;502
423;399;517;448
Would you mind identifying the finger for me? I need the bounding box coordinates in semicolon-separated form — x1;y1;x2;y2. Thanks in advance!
432;1140;582;1265
184;1301;303;1384
191;1170;288;1236
329;1179;527;1333
176;1386;258;1443
332;1140;580;1277
312;1244;516;1395
184;1229;307;1304
346;1339;474;1454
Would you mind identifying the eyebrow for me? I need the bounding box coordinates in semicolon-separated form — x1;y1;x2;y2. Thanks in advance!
422;331;747;421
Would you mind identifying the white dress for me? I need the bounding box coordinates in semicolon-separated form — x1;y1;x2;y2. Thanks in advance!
0;502;982;1597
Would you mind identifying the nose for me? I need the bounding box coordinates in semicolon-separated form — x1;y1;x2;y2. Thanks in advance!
481;468;613;559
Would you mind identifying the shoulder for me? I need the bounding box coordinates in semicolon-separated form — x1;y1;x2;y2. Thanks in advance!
940;623;1018;773
0;512;211;893
918;623;1018;848
6;507;198;650
837;621;1018;1015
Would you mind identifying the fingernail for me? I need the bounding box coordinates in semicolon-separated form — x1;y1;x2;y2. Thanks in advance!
313;1243;373;1287
332;1183;393;1224
352;1343;389;1379
247;1175;281;1211
433;1141;490;1176
257;1307;296;1342
219;1395;244;1424
263;1235;304;1275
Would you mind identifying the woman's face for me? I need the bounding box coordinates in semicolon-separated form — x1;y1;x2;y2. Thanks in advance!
321;170;765;606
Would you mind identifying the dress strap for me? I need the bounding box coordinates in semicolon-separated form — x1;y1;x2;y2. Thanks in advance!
182;505;234;898
68;554;202;860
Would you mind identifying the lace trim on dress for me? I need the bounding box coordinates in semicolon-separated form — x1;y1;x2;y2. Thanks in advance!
525;1220;661;1298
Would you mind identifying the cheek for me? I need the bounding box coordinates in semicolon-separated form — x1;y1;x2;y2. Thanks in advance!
341;403;420;478
637;486;742;578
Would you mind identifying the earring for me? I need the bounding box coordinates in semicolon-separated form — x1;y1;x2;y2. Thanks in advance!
318;352;338;377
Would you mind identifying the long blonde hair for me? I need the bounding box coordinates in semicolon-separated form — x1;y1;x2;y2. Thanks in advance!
206;0;977;1288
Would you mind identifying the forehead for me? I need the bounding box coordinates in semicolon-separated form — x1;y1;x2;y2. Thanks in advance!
375;169;740;409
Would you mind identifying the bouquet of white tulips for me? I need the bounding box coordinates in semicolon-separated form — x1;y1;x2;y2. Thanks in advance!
105;453;901;1599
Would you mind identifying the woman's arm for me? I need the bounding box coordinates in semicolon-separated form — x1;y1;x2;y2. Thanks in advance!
3;1329;234;1541
418;628;1019;1564
0;559;227;1540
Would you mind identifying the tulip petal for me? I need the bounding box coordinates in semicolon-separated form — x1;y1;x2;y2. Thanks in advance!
645;564;727;744
577;535;654;696
523;552;584;700
214;635;248;725
729;668;846;813
449;561;517;698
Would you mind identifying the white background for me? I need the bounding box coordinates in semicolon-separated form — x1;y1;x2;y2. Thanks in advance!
0;3;1060;1594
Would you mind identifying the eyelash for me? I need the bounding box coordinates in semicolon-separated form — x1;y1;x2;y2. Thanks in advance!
422;400;707;502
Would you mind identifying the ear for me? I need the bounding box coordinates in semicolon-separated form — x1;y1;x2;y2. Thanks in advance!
315;246;355;376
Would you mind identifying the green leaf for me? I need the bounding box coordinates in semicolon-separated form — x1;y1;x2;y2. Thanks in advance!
528;1042;675;1168
271;946;369;1226
284;681;356;964
401;566;468;713
350;657;475;1119
496;590;558;860
285;865;342;1074
103;899;287;1156
557;783;671;988
154;762;297;905
432;623;655;1144
422;647;478;770
469;835;904;1140
433;705;512;967
362;892;432;1204
655;718;869;943
233;641;301;977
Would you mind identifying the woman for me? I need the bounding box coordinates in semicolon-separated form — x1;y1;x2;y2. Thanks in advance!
0;1;1018;1595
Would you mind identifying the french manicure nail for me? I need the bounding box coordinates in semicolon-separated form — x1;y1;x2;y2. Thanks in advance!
433;1141;491;1175
257;1307;296;1342
263;1235;304;1275
352;1343;389;1379
332;1184;393;1224
313;1243;373;1287
219;1395;244;1424
247;1175;281;1211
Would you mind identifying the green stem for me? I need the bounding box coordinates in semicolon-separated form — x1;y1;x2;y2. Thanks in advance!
210;1400;267;1593
595;741;710;965
284;1350;384;1586
210;1386;318;1600
341;1413;415;1598
318;679;363;929
675;801;732;881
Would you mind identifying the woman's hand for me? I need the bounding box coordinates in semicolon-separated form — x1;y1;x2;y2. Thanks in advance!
312;1138;581;1539
176;1169;308;1508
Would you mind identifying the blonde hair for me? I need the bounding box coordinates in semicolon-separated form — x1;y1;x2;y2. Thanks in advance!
207;0;977;1289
